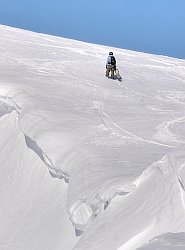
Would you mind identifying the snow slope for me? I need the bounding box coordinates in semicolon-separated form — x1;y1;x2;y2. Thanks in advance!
0;25;185;250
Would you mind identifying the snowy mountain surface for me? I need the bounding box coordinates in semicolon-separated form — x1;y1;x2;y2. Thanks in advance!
0;25;185;250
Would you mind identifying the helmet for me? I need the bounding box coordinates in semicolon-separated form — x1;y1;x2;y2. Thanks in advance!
109;52;113;55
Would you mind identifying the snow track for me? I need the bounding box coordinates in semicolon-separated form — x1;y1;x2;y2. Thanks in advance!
96;100;175;148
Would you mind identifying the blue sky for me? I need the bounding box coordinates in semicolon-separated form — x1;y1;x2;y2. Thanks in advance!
0;0;184;59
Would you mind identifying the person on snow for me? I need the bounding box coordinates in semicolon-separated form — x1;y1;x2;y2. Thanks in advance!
105;52;116;79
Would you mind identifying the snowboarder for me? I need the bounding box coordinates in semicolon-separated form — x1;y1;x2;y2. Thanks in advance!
105;52;116;79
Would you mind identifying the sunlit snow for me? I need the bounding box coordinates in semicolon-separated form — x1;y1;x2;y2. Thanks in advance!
0;25;185;250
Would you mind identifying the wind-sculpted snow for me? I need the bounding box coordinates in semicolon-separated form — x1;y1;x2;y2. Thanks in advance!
0;25;185;250
0;95;20;117
0;111;77;250
73;152;185;250
138;232;185;249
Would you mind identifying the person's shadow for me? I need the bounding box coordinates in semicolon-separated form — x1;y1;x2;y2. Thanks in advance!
115;69;123;82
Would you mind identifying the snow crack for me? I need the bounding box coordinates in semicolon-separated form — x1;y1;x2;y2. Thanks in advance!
24;135;70;183
0;95;17;118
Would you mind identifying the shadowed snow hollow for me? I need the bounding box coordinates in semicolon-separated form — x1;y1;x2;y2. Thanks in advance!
0;25;185;250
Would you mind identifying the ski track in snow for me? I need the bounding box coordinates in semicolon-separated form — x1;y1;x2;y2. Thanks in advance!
153;116;185;145
94;100;175;148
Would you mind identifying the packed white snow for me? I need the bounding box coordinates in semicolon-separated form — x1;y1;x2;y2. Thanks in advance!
0;25;185;250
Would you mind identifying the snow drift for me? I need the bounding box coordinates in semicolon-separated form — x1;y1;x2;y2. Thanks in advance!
0;25;185;250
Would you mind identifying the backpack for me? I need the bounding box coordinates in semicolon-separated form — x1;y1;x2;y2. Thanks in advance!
110;56;116;66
